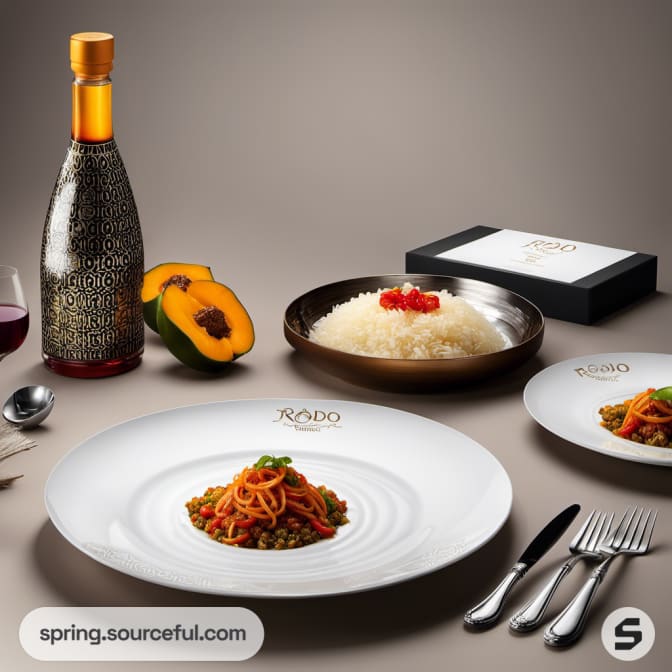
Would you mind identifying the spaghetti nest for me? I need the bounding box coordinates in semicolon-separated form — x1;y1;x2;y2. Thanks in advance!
186;455;348;549
599;387;672;448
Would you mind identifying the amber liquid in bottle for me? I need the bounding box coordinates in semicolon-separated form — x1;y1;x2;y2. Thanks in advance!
41;33;144;377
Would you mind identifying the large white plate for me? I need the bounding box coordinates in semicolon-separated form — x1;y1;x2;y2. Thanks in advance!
525;353;672;467
45;399;512;598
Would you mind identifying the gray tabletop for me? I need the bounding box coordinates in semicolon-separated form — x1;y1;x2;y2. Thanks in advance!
1;2;670;670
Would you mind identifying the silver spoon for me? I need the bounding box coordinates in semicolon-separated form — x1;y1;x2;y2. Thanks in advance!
2;385;55;429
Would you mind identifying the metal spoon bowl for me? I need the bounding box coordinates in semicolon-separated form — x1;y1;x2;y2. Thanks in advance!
2;385;55;429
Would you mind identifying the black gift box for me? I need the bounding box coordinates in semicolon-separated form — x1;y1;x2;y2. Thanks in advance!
406;226;657;324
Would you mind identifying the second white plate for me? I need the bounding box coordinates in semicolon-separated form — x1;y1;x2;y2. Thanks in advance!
525;352;672;466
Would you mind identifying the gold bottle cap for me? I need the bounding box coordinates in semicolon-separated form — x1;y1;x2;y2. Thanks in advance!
70;32;114;76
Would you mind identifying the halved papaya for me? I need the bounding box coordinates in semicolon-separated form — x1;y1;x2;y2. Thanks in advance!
157;280;254;371
142;263;214;332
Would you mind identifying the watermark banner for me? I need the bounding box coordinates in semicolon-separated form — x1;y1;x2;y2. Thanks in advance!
20;606;263;661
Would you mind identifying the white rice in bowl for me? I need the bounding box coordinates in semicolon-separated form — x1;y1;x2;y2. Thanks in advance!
309;283;505;359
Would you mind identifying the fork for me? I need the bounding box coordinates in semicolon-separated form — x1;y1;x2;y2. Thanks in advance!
509;510;613;632
544;507;657;647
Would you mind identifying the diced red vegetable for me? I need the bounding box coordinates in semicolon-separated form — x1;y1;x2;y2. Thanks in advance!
310;518;336;537
199;504;215;518
208;517;223;534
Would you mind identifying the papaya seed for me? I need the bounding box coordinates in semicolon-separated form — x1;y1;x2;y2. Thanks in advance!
193;305;231;339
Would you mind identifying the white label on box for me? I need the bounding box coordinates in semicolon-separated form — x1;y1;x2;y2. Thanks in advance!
436;229;635;283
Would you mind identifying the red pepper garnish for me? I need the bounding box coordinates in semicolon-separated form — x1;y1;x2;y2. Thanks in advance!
310;518;336;538
379;287;440;313
379;287;407;311
235;516;256;529
422;293;440;312
404;288;424;311
618;417;641;437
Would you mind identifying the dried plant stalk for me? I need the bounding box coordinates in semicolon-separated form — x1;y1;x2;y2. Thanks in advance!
0;421;35;488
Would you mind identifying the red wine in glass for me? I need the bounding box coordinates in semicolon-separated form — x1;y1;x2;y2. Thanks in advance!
0;266;29;361
0;304;29;359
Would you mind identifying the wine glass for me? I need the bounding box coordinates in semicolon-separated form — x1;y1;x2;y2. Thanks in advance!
0;266;29;361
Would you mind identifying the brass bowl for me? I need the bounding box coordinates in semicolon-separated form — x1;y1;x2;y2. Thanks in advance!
284;274;544;390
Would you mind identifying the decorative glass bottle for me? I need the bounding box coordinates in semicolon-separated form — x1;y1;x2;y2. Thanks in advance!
41;32;144;377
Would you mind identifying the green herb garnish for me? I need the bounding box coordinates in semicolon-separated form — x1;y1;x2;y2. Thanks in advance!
254;455;293;470
284;472;300;486
319;488;336;514
650;387;672;401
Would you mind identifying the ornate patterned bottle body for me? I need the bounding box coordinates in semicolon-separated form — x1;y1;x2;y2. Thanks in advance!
41;139;144;377
40;32;144;377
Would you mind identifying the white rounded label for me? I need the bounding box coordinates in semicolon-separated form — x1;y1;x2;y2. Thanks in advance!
601;607;655;661
20;607;263;661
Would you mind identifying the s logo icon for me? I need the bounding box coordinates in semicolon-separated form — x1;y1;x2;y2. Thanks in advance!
614;617;642;651
602;608;655;661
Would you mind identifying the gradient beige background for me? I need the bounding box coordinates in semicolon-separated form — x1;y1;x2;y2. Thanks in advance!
1;1;671;671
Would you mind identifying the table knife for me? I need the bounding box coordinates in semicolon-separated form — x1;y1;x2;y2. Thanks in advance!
464;503;580;627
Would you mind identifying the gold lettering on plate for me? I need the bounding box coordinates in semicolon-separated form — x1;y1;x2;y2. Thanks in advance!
574;363;630;382
273;407;342;432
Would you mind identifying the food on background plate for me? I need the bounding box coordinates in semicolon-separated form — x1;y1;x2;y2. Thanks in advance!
599;387;672;448
142;262;214;332
309;282;505;359
186;455;349;549
156;279;254;372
